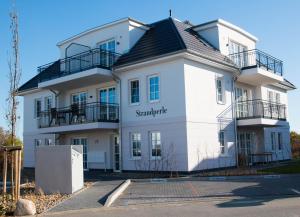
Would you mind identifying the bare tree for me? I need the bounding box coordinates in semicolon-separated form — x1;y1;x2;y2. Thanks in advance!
6;2;21;148
5;2;21;199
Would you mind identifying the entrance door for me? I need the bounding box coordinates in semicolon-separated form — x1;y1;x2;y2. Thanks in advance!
72;138;88;170
237;132;254;165
113;136;120;172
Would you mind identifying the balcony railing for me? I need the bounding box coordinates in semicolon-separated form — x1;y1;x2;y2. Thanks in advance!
38;48;121;83
228;49;283;76
38;102;119;128
236;99;286;120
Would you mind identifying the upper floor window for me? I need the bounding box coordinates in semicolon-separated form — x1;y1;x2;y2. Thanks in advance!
228;40;247;67
35;139;42;148
99;40;116;66
34;98;42;118
44;96;52;111
268;90;274;102
150;131;162;159
130;80;140;104
216;78;225;104
99;87;116;104
219;131;225;154
148;75;160;102
131;133;141;159
72;92;87;106
275;93;280;104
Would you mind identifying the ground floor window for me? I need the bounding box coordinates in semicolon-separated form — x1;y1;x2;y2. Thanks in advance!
278;132;283;151
271;132;276;151
131;133;141;159
150;132;161;159
219;131;225;154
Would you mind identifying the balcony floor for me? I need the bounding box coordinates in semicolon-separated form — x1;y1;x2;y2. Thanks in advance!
38;121;119;134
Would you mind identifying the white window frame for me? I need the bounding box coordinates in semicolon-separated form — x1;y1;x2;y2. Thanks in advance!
130;133;142;159
275;92;281;104
34;139;42;148
268;90;274;102
271;132;276;151
45;138;53;146
219;131;226;155
71;91;87;105
44;96;52;111
150;131;162;160
216;77;225;104
148;74;160;103
129;79;140;105
34;98;42;119
98;86;117;104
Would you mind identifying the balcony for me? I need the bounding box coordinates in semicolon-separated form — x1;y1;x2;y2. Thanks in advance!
236;99;288;126
37;49;121;90
38;102;119;133
229;49;284;85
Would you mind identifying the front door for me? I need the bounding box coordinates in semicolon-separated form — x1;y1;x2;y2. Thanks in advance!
72;138;88;170
113;136;120;172
237;132;254;165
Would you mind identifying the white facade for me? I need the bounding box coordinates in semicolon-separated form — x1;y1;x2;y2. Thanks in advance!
19;17;295;172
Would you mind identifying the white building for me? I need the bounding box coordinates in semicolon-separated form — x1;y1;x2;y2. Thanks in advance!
18;17;296;172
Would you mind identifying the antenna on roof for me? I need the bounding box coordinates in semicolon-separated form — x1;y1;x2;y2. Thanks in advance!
169;9;172;17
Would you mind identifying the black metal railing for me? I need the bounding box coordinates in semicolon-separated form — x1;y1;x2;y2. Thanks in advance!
38;48;121;82
228;49;283;76
236;99;286;120
38;102;119;128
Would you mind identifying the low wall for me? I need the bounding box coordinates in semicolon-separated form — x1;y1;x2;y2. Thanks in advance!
35;145;83;194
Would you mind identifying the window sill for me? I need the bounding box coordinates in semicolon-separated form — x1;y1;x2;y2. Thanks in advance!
220;153;230;157
149;99;160;104
129;102;140;107
151;157;162;160
217;101;226;105
130;157;142;160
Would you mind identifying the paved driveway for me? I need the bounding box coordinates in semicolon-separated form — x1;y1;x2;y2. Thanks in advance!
114;175;300;206
49;180;123;212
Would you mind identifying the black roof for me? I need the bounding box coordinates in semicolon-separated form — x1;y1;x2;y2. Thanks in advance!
115;18;231;67
18;17;296;93
18;61;60;92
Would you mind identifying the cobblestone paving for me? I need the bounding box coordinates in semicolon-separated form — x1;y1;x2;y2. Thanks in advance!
114;176;300;206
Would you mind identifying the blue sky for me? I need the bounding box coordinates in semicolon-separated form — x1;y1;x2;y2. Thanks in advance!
0;0;299;138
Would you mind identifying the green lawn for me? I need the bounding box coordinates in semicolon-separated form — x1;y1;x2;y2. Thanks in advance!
260;159;300;174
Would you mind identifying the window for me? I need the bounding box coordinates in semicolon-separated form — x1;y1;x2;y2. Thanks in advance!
271;132;276;151
219;131;225;154
99;40;115;66
34;98;42;118
278;132;283;151
228;40;247;67
99;87;116;104
71;92;87;106
45;138;53;146
268;91;274;102
235;88;248;118
35;139;42;147
130;80;140;104
216;78;225;104
44;96;52;111
131;133;141;158
150;132;162;159
275;93;281;104
149;75;160;102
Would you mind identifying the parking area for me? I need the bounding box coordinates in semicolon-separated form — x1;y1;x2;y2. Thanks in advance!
114;175;300;206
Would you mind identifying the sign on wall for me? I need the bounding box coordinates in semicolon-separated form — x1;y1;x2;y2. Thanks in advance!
136;106;167;117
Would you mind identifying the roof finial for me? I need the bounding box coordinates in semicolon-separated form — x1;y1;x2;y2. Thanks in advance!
169;9;172;17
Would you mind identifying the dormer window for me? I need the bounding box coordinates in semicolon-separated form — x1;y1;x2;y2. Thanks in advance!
228;40;247;67
99;40;116;66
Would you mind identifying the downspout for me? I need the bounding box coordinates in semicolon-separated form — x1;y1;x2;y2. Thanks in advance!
112;70;122;172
